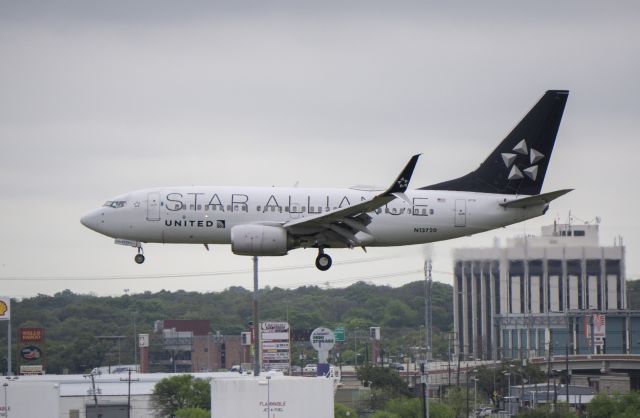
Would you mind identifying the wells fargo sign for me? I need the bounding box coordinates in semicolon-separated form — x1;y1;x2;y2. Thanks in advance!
20;327;45;343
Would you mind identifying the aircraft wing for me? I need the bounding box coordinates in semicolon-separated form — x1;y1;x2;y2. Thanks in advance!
282;154;421;247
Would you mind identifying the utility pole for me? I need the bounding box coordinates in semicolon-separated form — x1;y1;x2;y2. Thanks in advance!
132;312;137;372
565;344;570;407
95;336;126;369
120;369;139;418
466;363;470;418
424;260;432;417
86;372;101;418
420;362;427;418
253;256;259;376
447;333;452;388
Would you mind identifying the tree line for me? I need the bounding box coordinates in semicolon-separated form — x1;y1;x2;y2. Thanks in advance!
1;279;453;374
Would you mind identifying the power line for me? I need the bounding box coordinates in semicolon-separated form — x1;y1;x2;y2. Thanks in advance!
0;254;436;282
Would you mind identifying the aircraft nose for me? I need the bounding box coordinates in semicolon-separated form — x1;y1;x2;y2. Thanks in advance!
80;210;98;231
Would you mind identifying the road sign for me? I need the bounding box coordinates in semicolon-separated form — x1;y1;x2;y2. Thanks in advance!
310;327;335;351
335;327;345;342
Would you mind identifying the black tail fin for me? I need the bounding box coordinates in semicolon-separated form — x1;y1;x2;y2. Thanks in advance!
421;90;569;195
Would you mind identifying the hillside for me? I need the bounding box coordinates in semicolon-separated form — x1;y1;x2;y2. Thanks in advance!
2;280;453;374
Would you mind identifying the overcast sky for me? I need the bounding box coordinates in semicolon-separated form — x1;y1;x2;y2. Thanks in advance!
1;1;639;297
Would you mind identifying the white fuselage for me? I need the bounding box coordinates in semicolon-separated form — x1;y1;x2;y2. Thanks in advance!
81;186;545;249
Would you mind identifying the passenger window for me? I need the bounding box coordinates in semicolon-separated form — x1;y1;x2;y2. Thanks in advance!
257;206;261;211
227;205;232;211
430;209;434;215
197;205;202;210
302;206;306;211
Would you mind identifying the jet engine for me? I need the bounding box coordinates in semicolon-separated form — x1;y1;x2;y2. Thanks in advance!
231;224;289;256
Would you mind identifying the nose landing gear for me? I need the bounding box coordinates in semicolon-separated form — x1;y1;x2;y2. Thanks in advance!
315;249;332;271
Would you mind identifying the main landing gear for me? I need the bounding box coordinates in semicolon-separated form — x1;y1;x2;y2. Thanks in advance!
134;245;145;264
315;249;332;271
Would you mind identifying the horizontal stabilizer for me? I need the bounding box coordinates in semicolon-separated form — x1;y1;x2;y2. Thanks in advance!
500;189;573;208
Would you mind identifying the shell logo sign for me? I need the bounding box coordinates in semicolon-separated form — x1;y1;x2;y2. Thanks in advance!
0;297;10;320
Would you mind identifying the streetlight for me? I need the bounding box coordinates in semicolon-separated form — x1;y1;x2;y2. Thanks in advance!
465;357;475;418
259;375;272;418
266;375;271;418
3;382;8;418
471;370;479;415
502;370;512;398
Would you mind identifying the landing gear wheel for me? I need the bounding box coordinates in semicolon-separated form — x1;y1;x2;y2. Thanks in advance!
315;253;332;271
134;254;145;264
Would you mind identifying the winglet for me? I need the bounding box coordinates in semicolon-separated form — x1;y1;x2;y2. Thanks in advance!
385;154;421;196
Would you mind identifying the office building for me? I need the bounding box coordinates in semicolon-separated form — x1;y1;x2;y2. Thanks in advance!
453;222;630;360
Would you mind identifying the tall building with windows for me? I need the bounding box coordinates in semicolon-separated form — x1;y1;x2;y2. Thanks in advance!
453;222;629;360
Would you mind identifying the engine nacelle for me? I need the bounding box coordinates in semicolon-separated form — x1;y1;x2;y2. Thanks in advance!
231;224;289;256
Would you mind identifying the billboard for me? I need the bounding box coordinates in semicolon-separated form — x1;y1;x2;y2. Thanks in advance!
584;314;606;348
18;327;46;374
0;297;10;320
19;365;44;375
20;327;45;343
260;322;290;371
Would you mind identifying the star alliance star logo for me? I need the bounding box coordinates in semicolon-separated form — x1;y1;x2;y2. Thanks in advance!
397;177;409;189
501;139;544;181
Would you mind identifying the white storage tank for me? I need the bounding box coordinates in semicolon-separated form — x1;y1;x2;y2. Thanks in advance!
212;375;334;418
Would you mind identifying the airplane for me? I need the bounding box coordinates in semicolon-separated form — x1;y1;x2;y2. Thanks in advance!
81;90;572;271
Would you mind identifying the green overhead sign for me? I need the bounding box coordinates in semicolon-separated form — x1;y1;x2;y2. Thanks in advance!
334;326;345;342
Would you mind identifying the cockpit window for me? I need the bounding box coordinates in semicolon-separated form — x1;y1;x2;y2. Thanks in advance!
103;201;126;208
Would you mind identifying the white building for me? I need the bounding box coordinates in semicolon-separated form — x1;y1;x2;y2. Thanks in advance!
453;223;626;360
1;371;335;418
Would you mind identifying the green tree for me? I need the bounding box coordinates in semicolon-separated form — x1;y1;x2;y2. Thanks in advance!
357;365;411;409
587;391;640;418
445;386;470;418
371;412;398;418
472;360;546;405
8;280;457;374
152;375;210;417
372;398;454;418
516;404;576;418
175;408;211;418
334;402;357;417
